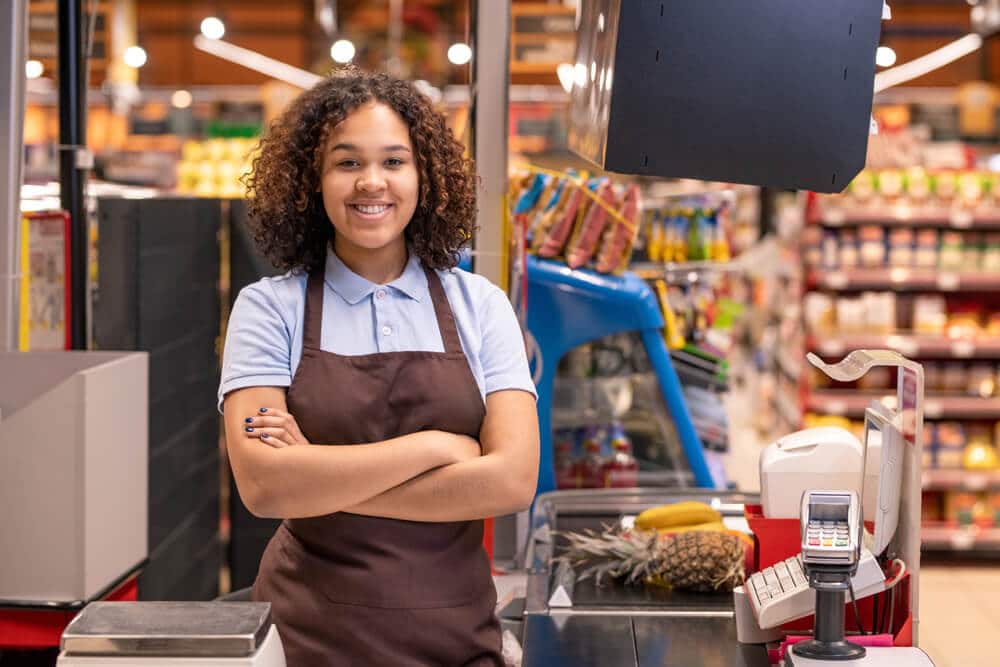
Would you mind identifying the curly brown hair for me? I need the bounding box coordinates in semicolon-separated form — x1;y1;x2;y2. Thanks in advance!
243;70;477;272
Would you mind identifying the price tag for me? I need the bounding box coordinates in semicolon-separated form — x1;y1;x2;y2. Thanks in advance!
820;340;846;356
937;273;961;290
924;400;943;419
826;272;848;289
951;340;975;358
950;209;974;229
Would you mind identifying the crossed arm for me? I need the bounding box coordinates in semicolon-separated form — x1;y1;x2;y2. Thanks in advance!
223;385;540;522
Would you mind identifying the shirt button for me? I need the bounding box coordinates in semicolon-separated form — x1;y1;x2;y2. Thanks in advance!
376;289;387;300
381;325;392;336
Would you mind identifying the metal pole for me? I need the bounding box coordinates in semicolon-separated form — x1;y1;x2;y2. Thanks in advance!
469;0;510;288
58;0;89;350
0;0;27;353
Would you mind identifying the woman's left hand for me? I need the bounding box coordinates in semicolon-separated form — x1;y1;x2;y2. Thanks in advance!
243;407;310;449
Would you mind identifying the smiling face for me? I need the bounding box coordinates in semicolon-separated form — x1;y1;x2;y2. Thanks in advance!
318;101;419;265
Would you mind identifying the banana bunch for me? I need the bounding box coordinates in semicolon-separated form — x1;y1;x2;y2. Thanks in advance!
634;501;753;548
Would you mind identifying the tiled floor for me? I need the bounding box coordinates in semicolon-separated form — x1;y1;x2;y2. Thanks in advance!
916;564;1000;667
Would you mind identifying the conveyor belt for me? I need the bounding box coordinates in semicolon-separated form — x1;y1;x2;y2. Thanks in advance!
520;489;770;667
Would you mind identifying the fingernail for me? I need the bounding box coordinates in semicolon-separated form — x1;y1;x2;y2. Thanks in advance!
245;418;253;424
261;433;269;439
245;427;254;432
259;407;268;413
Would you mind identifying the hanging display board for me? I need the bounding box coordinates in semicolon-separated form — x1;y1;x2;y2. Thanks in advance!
567;0;884;193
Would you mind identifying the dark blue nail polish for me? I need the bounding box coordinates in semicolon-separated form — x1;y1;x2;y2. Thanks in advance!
261;433;269;439
259;407;268;413
245;418;253;424
245;427;254;432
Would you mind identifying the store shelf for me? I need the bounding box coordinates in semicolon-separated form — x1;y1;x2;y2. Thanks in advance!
806;268;1000;291
816;202;1000;229
775;391;801;427
810;335;1000;360
923;469;1000;492
922;524;1000;551
807;390;1000;419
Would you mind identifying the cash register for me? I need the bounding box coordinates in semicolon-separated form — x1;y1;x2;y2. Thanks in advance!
736;350;935;665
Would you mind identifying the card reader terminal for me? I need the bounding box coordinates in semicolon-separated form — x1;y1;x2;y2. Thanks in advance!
801;491;861;569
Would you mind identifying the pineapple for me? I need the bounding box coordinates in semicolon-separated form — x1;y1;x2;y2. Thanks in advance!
556;525;745;593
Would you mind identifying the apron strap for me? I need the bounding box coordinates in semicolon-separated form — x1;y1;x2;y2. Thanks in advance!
423;266;464;355
303;270;325;350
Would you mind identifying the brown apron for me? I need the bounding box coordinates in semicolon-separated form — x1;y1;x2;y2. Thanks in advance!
252;264;502;666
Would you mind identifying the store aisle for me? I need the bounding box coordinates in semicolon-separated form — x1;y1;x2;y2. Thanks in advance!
918;564;1000;667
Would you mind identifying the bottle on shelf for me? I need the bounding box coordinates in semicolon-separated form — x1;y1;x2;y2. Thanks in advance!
602;421;639;488
576;426;607;489
554;430;578;490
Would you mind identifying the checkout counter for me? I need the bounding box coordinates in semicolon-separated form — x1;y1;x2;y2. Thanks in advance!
49;351;936;667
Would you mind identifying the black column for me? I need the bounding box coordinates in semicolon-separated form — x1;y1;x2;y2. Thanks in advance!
58;0;88;349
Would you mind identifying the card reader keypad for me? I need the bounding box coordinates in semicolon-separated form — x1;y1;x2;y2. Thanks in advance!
806;519;851;549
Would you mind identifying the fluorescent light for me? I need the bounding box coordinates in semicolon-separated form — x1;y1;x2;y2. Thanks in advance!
876;46;897;67
874;33;982;92
330;39;355;64
195;35;322;89
124;46;147;68
447;42;472;66
171;90;193;109
25;60;43;79
201;17;225;40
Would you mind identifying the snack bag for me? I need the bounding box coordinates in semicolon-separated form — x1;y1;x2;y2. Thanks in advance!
595;184;642;273
565;181;617;269
536;185;585;257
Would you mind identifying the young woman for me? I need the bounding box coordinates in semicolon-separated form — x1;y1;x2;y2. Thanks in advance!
218;71;540;666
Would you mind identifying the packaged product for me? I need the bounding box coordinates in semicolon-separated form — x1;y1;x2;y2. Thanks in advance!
981;233;1000;272
536;185;585;258
923;362;944;393
858;225;886;268
857;366;892;391
863;291;896;334
958;171;984;206
942;362;969;394
906;167;931;201
945;304;981;340
967;363;996;398
922;423;938;469
912;295;948;335
803;293;836;333
878;170;905;199
913;229;940;268
595;184;642;274
527;177;564;239
987;313;1000;336
801;225;823;269
887;228;915;267
944;491;979;525
935;422;966;468
671;211;690;263
986;492;1000;527
687;209;709;261
921;492;943;523
849;170;876;200
565;180;617;269
839;229;859;268
530;180;571;253
962;232;983;270
934;171;958;201
821;229;840;270
938;231;965;270
836;296;866;334
646;213;665;262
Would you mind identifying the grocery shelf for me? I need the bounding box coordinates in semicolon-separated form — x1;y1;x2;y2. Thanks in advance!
923;469;1000;492
806;268;1000;291
816;202;1000;229
806;390;1000;419
921;524;1000;551
775;391;801;427
810;335;1000;360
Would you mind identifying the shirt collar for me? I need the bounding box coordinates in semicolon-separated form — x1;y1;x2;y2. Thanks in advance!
324;247;427;305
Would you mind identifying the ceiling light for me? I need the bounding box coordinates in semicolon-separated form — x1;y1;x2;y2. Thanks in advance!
201;17;225;40
25;60;43;79
447;42;472;66
330;39;355;64
876;46;897;67
124;46;147;68
171;90;193;109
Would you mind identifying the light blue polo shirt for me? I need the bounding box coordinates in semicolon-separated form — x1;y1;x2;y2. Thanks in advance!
218;249;537;412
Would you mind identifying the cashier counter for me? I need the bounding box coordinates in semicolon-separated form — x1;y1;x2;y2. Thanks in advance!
34;351;933;666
